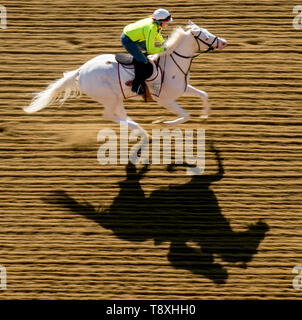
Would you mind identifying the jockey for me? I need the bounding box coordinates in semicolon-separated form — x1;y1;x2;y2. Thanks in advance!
121;8;173;95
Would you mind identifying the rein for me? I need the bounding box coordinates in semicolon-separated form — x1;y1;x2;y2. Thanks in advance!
167;30;219;91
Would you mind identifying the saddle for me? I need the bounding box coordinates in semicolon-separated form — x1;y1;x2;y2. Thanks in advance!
115;53;157;102
115;53;134;66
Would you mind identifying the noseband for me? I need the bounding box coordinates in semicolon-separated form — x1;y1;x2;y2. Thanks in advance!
193;30;218;53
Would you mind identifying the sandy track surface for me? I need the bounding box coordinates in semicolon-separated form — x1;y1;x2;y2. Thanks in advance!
0;0;302;299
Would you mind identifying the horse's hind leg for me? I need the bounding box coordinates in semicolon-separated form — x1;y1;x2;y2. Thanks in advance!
102;98;149;138
111;100;136;125
94;96;124;124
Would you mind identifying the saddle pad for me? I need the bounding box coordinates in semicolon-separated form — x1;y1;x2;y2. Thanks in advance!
117;61;163;100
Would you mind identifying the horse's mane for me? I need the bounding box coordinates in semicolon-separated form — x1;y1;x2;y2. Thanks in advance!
158;27;188;56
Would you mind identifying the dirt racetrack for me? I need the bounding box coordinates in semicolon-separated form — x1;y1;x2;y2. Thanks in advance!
0;0;302;299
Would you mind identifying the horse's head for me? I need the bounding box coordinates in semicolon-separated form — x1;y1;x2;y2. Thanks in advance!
187;21;227;52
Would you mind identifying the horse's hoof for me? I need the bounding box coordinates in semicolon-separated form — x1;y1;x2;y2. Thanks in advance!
163;117;188;127
152;116;165;124
163;121;177;127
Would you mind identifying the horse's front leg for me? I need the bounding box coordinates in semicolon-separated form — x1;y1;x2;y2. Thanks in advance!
158;100;190;127
184;85;211;119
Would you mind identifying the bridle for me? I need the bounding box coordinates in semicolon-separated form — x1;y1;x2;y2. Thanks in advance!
167;29;219;90
193;30;218;53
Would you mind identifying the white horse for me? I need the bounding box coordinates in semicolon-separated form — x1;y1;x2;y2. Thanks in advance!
24;21;226;135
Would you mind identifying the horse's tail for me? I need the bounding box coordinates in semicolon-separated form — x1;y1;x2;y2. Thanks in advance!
24;69;81;113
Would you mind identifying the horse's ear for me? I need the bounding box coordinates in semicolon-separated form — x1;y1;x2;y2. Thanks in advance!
187;21;200;36
185;20;195;30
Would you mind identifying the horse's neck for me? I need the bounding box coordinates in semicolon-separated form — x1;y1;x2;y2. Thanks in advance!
163;34;196;75
173;33;196;57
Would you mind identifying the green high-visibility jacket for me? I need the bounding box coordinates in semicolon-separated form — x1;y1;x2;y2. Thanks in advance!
123;18;165;54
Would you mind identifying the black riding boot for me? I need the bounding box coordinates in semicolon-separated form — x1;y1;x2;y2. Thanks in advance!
132;60;146;95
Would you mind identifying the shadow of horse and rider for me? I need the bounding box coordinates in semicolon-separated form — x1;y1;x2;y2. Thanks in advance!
45;143;269;284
